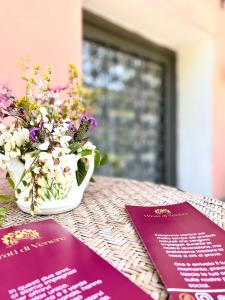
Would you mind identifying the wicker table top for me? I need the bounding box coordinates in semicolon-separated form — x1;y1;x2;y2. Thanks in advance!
1;176;225;299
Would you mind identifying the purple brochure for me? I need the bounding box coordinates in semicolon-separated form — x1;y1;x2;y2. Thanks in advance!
126;202;225;300
0;219;151;299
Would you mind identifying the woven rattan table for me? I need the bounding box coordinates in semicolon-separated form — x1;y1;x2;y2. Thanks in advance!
1;176;225;299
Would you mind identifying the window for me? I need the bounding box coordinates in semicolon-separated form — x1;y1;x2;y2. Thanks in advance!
83;11;176;185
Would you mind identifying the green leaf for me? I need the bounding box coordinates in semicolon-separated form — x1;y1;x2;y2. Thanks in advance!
0;206;9;227
81;149;92;157
6;173;15;190
31;150;41;157
76;159;87;185
16;189;22;194
94;150;101;167
0;194;16;202
100;154;109;166
69;142;84;153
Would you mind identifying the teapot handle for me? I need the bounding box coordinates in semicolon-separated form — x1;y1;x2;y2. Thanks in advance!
78;155;95;193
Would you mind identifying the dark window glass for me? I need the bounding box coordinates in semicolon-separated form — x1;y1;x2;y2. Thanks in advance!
83;13;176;185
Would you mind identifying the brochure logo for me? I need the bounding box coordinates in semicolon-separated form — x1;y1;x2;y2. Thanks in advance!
179;293;195;300
154;208;172;216
1;229;40;246
195;293;214;300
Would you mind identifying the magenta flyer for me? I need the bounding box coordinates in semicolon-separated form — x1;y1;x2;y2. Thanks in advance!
126;202;225;300
0;219;151;300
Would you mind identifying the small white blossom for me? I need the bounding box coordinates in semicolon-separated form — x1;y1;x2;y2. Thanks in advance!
37;177;47;187
60;135;72;148
38;79;48;91
39;152;52;161
83;141;96;151
36;115;42;124
39;106;48;116
33;166;41;174
38;107;49;122
39;152;54;171
52;147;70;158
52;126;67;140
44;120;54;132
0;132;11;146
0;153;10;170
0;124;6;132
9;149;21;158
39;141;50;151
4;142;11;152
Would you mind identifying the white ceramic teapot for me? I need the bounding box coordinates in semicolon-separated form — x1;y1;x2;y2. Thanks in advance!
7;155;94;215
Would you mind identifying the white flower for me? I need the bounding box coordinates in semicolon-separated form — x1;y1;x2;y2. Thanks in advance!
39;152;52;161
36;115;42;124
51;92;63;107
9;124;15;133
44;121;54;132
38;79;48;92
42;165;50;174
0;153;10;170
0;124;6;132
83;141;96;151
13;128;29;147
33;166;41;174
39;107;48;116
24;155;36;171
60;135;72;148
4;142;11;152
52;126;67;139
37;177;47;187
39;141;50;151
2;128;29;152
22;128;30;141
38;107;49;122
9;149;21;158
39;152;54;170
0;132;11;146
52;147;70;158
39;153;53;166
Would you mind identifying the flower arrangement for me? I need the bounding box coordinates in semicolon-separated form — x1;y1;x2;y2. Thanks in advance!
0;61;107;222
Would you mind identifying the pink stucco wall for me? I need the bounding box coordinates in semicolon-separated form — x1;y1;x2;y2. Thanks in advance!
213;10;225;198
0;0;82;95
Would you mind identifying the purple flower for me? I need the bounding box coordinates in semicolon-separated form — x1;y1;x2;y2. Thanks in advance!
0;109;8;119
18;110;25;119
88;117;98;128
49;97;55;105
81;115;89;122
81;115;98;128
39;121;44;130
65;121;75;129
29;127;40;142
